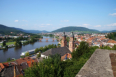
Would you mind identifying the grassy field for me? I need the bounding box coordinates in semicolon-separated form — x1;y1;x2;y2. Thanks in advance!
6;42;14;45
0;42;14;46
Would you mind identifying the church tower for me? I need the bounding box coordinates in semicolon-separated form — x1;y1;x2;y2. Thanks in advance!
61;32;67;47
69;32;75;52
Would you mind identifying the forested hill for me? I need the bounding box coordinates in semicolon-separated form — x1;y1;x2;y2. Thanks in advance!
0;24;49;34
0;24;23;34
52;26;100;33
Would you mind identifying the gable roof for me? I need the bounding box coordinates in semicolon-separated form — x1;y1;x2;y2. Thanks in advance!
41;47;71;56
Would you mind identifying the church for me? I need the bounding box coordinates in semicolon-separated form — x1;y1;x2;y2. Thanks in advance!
41;32;75;61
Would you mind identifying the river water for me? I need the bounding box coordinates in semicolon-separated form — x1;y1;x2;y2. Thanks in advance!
0;36;58;62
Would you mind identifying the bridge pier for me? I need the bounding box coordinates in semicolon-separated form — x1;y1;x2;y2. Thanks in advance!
39;38;42;42
46;38;48;42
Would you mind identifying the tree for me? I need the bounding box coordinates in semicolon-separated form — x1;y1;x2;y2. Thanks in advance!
72;41;90;60
2;41;6;46
7;58;11;62
34;48;39;53
24;54;62;77
112;45;116;50
57;44;60;47
39;47;43;52
25;52;29;56
36;52;41;58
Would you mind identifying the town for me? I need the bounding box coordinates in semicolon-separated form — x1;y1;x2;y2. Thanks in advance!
0;0;116;77
0;31;116;77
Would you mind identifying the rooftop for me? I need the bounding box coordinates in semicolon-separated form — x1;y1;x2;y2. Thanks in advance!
41;47;71;56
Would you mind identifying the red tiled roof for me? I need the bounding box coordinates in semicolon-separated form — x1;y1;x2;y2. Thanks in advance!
107;40;116;43
27;60;35;67
3;62;9;67
16;57;37;65
0;63;5;69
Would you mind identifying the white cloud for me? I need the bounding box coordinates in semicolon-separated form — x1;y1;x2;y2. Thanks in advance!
82;24;90;26
107;23;116;26
46;24;51;26
61;20;69;22
41;24;52;26
40;26;46;27
41;24;45;25
82;24;90;27
22;20;28;22
14;20;19;22
109;13;116;16
114;9;116;10
94;25;101;27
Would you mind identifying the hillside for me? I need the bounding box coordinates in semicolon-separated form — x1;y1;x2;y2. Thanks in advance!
52;26;100;33
0;24;49;34
12;27;49;34
0;24;23;34
101;30;116;33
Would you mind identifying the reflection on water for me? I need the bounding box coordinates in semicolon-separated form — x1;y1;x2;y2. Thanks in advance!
14;46;22;51
30;42;35;45
0;36;58;62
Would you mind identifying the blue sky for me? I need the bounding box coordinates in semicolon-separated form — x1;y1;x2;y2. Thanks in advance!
0;0;116;31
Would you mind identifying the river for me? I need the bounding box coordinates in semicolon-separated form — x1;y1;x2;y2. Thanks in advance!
0;36;58;62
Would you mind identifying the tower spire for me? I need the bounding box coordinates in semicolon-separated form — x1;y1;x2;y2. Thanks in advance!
61;32;67;47
69;32;75;52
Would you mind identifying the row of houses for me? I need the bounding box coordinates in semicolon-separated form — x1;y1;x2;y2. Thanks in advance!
74;34;116;48
0;57;38;77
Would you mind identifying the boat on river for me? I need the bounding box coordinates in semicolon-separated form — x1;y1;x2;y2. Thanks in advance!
20;49;35;56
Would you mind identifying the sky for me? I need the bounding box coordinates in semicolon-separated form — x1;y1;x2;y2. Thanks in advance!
0;0;116;31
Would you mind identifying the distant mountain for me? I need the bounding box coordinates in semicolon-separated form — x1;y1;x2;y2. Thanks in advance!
12;27;49;34
0;24;49;34
101;30;116;33
52;26;100;33
0;24;23;34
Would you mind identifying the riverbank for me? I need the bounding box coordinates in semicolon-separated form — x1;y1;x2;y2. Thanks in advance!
0;36;58;62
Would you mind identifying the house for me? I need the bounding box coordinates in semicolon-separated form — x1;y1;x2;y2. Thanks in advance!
0;57;38;77
41;47;72;60
16;57;38;65
107;40;116;46
0;63;5;72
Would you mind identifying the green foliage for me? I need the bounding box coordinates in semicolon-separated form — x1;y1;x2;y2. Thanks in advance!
38;44;57;52
2;41;6;46
25;52;29;56
100;45;116;50
100;46;112;50
106;32;116;40
15;41;22;46
72;41;90;60
7;58;11;62
0;24;23;34
34;48;39;53
44;34;54;37
36;52;41;58
112;45;116;50
24;42;99;77
5;45;8;49
52;26;100;33
57;44;60;47
66;37;70;43
24;54;62;77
